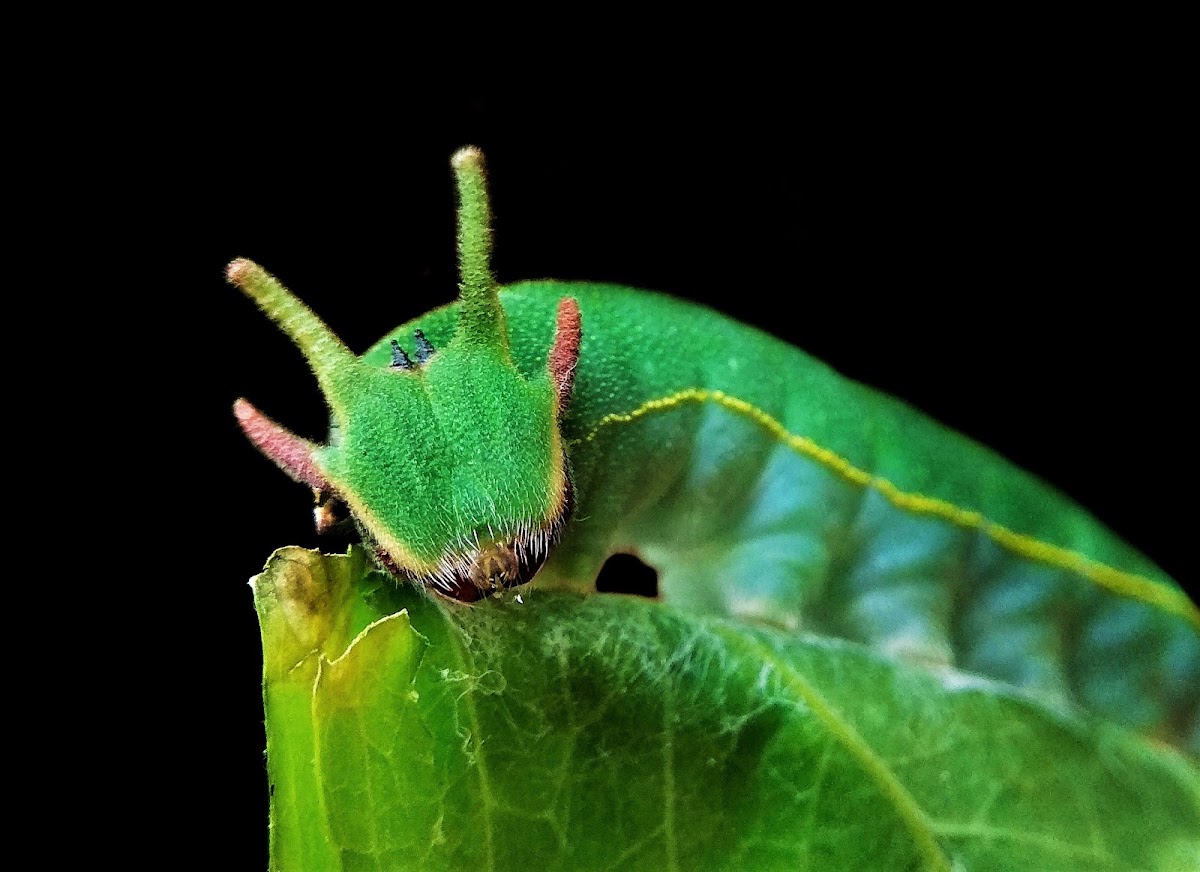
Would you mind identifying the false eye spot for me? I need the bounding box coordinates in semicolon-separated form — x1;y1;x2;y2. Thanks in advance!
595;553;659;598
390;340;414;370
414;329;436;363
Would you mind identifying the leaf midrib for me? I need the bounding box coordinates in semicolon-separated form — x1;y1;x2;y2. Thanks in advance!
711;624;952;872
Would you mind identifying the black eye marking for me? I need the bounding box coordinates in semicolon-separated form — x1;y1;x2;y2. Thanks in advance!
390;339;414;370
414;329;436;363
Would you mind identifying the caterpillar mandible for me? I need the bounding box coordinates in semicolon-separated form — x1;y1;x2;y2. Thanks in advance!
231;146;1198;753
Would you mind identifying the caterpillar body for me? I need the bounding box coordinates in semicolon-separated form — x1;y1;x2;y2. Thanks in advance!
232;147;1198;753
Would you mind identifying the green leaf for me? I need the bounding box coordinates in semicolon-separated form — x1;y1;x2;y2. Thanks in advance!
254;547;1200;871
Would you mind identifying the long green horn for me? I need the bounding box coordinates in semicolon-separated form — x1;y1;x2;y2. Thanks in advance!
451;146;508;352
227;258;357;395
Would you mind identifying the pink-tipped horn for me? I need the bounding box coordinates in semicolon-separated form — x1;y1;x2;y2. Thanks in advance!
234;398;330;491
547;297;581;412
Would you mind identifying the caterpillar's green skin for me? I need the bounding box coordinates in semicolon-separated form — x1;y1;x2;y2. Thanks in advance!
233;148;1198;753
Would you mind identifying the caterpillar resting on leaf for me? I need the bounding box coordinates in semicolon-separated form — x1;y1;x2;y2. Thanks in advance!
231;146;1198;753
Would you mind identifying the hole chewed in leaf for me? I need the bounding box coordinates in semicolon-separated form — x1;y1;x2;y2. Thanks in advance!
595;553;659;598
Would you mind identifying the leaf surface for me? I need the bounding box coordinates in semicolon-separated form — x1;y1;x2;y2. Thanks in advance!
255;547;1199;871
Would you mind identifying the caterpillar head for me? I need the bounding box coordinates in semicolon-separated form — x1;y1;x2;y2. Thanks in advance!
231;147;580;602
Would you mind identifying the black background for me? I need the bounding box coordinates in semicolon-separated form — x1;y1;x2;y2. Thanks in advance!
149;78;1189;866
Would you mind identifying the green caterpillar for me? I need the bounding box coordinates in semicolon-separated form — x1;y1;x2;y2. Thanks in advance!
232;147;1198;752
